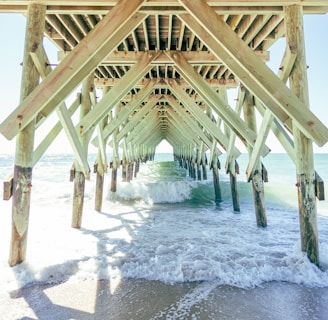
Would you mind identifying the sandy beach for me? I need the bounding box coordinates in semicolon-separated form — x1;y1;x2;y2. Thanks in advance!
1;279;328;319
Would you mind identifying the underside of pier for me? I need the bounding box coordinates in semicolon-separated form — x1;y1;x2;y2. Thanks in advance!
0;0;327;267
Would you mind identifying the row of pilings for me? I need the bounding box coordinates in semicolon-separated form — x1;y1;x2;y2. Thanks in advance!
174;151;243;213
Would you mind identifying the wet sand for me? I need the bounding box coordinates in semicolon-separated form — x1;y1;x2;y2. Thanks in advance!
1;279;328;319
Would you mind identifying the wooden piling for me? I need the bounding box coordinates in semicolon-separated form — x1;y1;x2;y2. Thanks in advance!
202;153;207;180
72;171;85;227
95;168;104;211
111;167;118;192
94;155;107;212
122;158;127;182
243;90;267;227
71;74;93;228
212;156;222;203
134;160;140;178
229;160;240;213
285;5;319;265
8;4;46;266
127;162;134;182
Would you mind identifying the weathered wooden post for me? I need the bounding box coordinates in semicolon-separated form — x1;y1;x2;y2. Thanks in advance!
202;152;207;180
127;162;134;182
94;159;104;211
228;160;240;212
122;157;127;182
71;75;93;228
134;160;140;178
220;87;240;212
212;153;222;203
285;5;319;265
9;4;46;266
111;166;118;192
94;116;108;212
243;90;267;227
196;147;202;181
110;104;120;193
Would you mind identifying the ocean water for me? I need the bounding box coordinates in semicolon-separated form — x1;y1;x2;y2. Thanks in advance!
0;153;328;291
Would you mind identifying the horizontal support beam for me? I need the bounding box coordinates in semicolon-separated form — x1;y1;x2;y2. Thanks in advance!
1;2;327;14
59;49;270;64
94;77;238;88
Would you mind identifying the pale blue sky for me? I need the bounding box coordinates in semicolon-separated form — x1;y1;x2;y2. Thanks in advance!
0;12;327;154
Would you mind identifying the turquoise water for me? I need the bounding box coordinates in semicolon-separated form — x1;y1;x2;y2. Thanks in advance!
0;153;328;289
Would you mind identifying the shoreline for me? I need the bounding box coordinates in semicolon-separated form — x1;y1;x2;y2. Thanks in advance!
1;279;328;319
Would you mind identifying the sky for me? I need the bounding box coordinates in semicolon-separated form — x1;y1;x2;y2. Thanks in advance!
0;12;327;155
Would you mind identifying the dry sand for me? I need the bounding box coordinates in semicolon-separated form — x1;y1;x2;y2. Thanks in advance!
1;279;328;319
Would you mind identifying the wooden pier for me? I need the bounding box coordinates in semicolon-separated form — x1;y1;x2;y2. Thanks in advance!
0;0;327;267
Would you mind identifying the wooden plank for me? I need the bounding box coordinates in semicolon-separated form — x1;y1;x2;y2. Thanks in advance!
29;44;52;82
1;4;327;15
33;93;81;165
93;50;270;65
56;103;90;179
165;51;270;157
178;4;328;146
29;40;93;173
1;1;327;10
255;97;296;163
315;171;325;201
225;86;245;173
89;89;107;168
0;0;147;140
95;77;238;88
3;172;13;200
246;45;297;179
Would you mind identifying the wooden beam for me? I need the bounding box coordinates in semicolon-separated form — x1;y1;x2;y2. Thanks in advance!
125;110;160;145
167;79;239;157
33;93;81;165
3;173;13;201
246;109;273;181
164;110;200;145
78;52;161;136
177;4;328;147
76;50;270;65
115;95;160;143
165;96;213;149
94;77;238;89
56;104;90;178
315;171;325;201
166;108;205;147
90;90;108;169
98;78;158;142
246;44;297;179
29;44;86;166
165;50;271;156
225;86;245;173
1;1;328;13
0;0;147;140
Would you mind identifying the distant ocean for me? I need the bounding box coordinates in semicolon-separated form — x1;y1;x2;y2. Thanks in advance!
0;153;328;291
